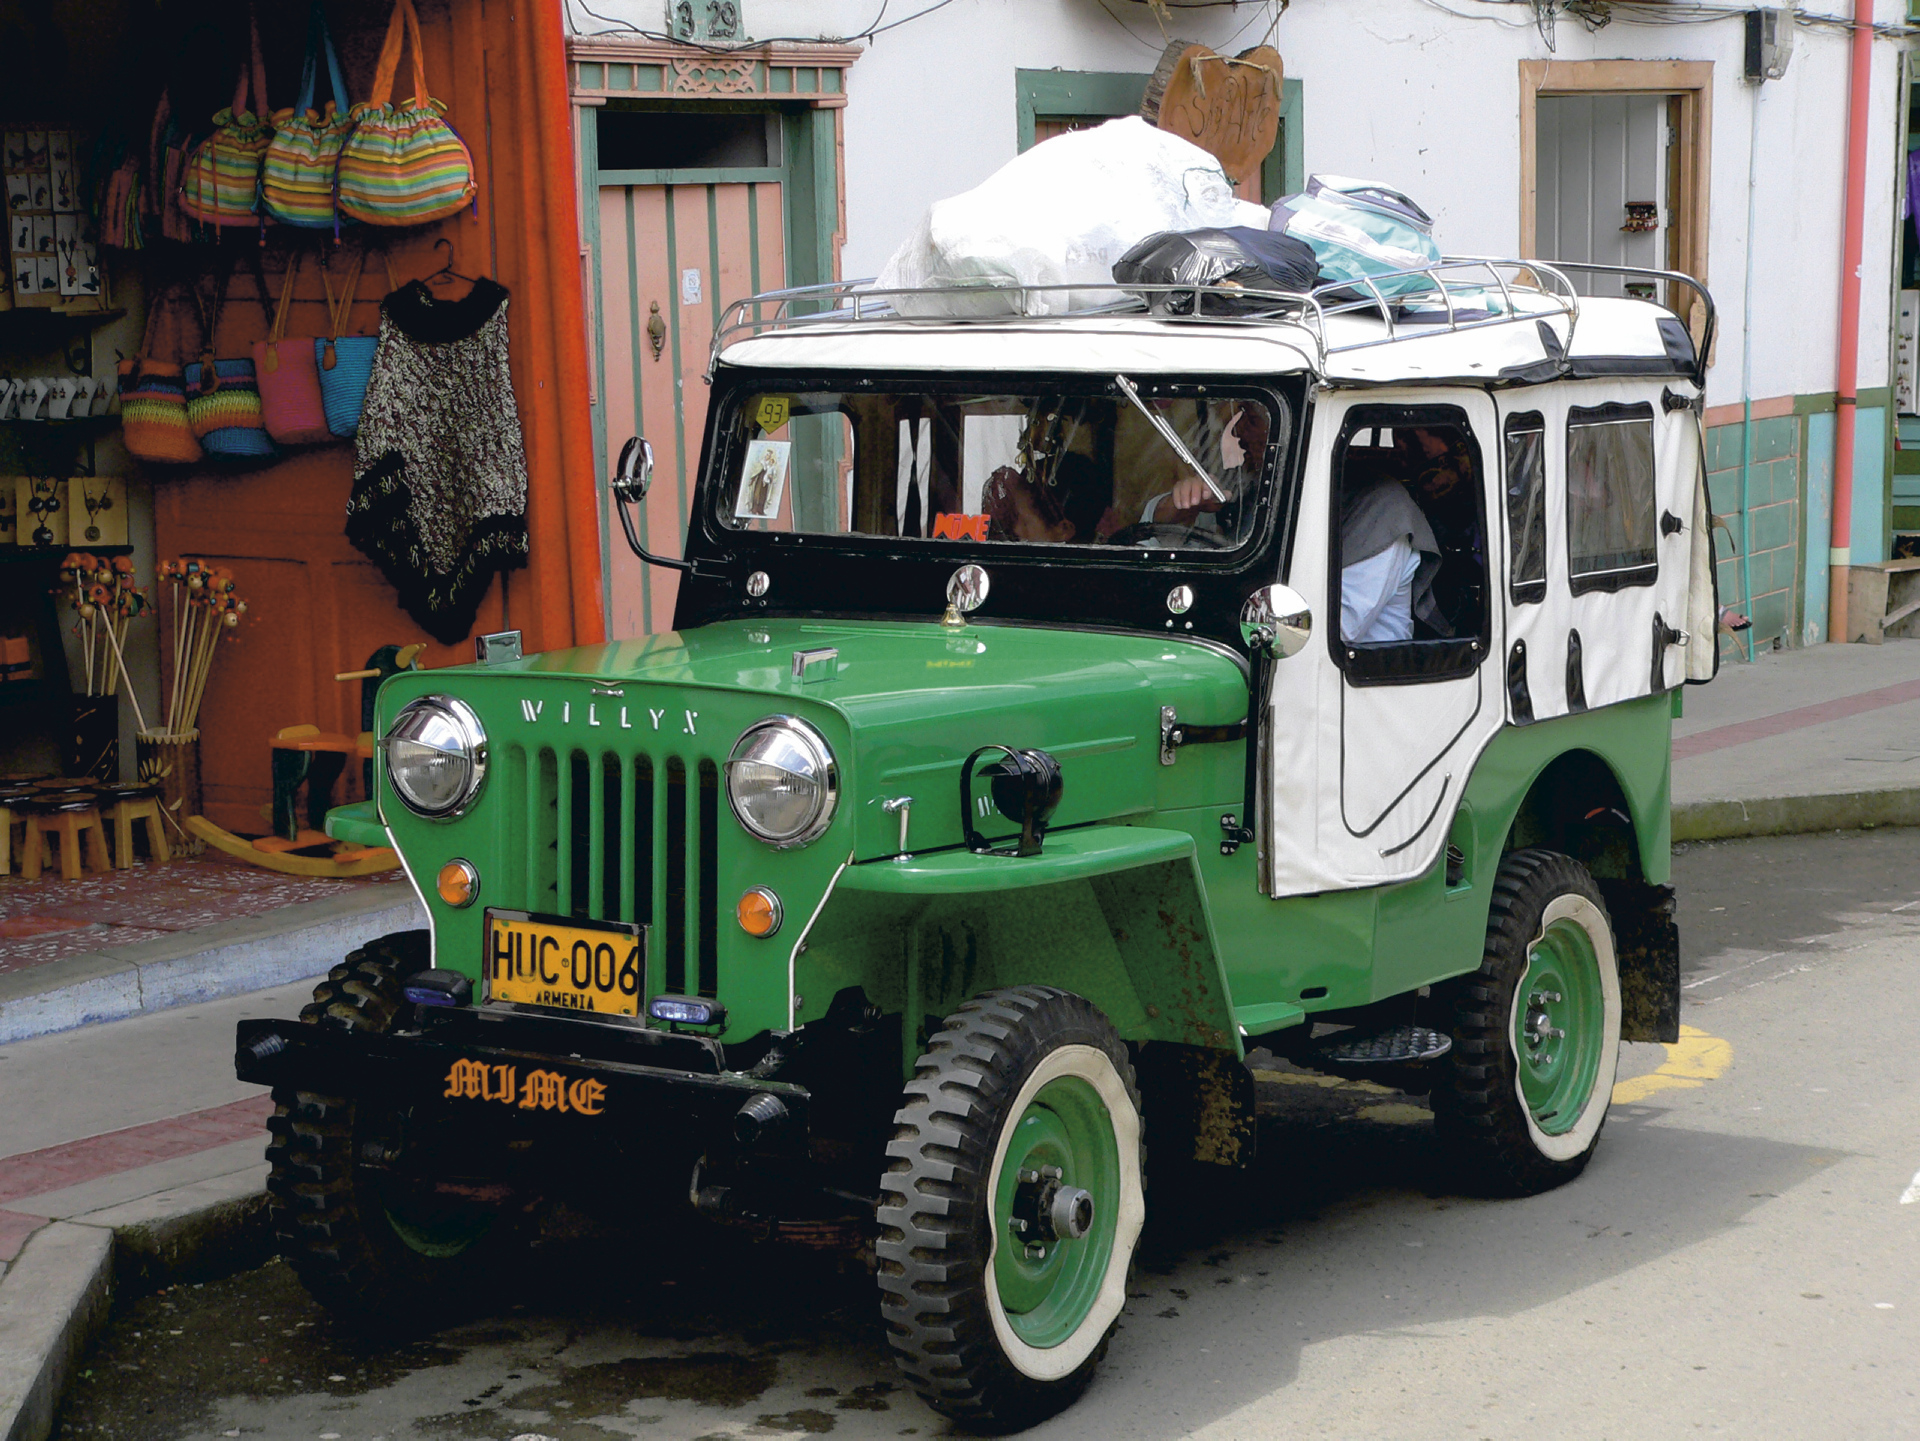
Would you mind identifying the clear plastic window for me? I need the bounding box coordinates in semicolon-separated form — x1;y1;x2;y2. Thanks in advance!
716;385;1279;553
1332;411;1487;666
1504;412;1547;605
1566;403;1657;593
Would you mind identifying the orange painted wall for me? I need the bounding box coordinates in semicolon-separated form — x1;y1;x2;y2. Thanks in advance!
153;0;602;835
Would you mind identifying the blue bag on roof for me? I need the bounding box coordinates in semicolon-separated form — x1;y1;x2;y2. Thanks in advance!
1268;175;1440;298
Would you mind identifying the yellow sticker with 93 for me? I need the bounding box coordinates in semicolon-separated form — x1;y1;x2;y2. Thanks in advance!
755;396;791;433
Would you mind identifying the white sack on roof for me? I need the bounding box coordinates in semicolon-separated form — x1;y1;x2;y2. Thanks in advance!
874;116;1269;318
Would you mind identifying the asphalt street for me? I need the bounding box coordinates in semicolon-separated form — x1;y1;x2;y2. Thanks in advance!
49;829;1920;1441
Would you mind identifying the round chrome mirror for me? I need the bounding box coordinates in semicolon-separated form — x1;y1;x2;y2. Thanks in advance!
1166;584;1194;616
947;564;990;614
1240;584;1312;659
613;436;655;504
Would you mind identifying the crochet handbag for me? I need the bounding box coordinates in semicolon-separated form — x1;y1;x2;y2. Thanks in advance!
336;0;478;227
316;250;384;440
178;7;274;230
119;288;203;465
262;1;354;231
185;261;276;460
253;252;331;445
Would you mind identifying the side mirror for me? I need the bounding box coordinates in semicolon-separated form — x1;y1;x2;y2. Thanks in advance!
1240;583;1313;659
613;436;654;505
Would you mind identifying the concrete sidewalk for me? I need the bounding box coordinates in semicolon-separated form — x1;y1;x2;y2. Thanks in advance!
0;981;314;1441
1672;639;1920;839
0;863;424;1045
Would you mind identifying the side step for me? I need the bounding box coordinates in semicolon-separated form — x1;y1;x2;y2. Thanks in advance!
1302;1024;1452;1068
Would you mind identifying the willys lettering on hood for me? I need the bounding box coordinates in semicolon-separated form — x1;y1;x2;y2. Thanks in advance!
427;617;1247;860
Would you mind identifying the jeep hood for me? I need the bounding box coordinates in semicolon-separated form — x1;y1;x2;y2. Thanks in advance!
453;619;1248;858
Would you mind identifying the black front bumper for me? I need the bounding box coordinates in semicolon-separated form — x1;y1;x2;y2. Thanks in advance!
235;1006;812;1150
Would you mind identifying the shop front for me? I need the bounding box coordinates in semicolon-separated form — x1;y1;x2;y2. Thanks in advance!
3;0;598;891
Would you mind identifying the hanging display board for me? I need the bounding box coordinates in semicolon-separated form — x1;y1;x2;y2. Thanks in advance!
3;127;103;309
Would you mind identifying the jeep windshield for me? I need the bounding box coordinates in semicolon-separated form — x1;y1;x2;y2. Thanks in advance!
712;378;1283;553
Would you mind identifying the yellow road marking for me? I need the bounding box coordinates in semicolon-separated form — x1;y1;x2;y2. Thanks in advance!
1611;1024;1732;1104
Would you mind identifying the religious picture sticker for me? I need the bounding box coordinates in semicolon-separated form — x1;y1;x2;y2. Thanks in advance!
736;439;790;521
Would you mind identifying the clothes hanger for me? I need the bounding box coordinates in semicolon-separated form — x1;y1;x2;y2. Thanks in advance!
421;236;478;292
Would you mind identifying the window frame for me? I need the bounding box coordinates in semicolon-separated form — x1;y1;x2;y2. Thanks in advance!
1503;410;1549;606
1326;402;1492;688
1518;59;1712;331
1014;68;1303;202
1564;400;1660;596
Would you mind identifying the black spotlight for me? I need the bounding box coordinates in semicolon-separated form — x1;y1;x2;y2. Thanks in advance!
960;746;1064;857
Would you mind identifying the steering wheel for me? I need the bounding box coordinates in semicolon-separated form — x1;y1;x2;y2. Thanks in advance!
1101;522;1231;550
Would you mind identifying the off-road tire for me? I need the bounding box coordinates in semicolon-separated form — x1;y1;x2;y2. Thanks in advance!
1432;848;1622;1196
876;986;1146;1434
265;930;496;1320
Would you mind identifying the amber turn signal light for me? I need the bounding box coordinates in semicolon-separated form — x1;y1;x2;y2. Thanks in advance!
436;859;480;908
737;886;783;938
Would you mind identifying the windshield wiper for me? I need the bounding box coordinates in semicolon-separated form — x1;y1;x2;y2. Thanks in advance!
1113;374;1227;503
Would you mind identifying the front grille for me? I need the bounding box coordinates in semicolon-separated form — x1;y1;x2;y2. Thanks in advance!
502;744;721;997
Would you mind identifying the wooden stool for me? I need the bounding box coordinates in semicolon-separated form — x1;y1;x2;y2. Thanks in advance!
103;795;170;869
3;798;53;878
24;799;112;881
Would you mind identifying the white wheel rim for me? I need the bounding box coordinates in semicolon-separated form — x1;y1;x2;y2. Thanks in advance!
983;1043;1145;1382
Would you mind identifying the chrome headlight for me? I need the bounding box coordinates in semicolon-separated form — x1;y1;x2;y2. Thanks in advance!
725;717;838;848
383;696;487;819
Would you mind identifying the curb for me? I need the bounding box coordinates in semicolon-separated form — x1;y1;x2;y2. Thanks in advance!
1672;787;1920;842
0;1180;270;1441
0;888;425;1045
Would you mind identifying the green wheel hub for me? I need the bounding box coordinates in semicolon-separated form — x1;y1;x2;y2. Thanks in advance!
991;1074;1120;1349
381;1184;494;1258
1513;915;1605;1136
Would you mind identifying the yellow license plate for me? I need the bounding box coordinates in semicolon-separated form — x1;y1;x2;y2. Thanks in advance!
484;911;645;1017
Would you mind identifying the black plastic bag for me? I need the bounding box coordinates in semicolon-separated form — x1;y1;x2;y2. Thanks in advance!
1112;227;1323;314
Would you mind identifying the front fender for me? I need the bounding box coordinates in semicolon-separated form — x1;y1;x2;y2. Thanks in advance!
797;826;1241;1063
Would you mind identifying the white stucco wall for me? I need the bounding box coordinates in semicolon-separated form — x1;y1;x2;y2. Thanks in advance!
567;0;1911;409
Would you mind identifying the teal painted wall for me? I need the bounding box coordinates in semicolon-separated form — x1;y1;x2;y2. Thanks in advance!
1804;411;1834;647
1705;413;1800;652
1852;405;1888;566
1705;400;1895;653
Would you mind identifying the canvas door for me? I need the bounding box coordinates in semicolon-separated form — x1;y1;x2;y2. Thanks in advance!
1264;389;1505;895
597;180;786;638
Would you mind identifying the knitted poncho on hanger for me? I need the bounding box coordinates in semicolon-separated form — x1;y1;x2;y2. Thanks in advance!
347;277;529;644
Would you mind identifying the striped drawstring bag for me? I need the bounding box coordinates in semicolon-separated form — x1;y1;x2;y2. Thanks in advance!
262;0;355;230
336;0;478;228
178;6;273;230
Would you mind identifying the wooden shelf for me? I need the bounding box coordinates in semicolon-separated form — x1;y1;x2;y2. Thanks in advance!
0;308;126;329
0;544;132;563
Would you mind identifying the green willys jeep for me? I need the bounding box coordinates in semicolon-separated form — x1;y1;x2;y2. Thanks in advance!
237;259;1718;1431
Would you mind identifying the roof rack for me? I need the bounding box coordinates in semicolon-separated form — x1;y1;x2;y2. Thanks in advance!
710;256;1715;387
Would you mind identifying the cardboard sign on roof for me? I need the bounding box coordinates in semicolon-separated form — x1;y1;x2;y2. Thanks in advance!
1140;41;1283;186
